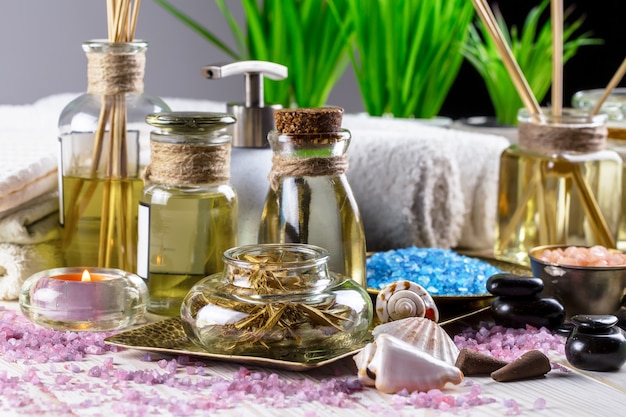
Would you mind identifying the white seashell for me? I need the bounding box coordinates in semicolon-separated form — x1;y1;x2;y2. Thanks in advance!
353;334;463;394
372;317;460;366
376;280;439;323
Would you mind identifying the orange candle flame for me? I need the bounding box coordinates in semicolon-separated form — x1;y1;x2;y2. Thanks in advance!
81;270;92;282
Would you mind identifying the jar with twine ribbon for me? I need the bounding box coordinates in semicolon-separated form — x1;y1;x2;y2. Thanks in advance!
494;107;622;266
138;112;238;316
58;40;170;272
573;88;626;250
259;107;367;287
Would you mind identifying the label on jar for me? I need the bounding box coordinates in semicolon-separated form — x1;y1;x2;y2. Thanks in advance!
137;202;150;279
139;194;211;276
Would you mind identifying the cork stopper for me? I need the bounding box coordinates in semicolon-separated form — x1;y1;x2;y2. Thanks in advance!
274;107;344;134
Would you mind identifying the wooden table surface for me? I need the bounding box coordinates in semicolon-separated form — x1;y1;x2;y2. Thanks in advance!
1;300;625;417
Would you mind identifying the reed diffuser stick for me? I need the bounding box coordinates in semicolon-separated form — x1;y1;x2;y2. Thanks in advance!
471;0;542;116
551;0;563;116
591;57;626;115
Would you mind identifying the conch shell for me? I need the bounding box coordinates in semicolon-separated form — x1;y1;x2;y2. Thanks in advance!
372;316;459;366
353;333;463;394
376;280;439;323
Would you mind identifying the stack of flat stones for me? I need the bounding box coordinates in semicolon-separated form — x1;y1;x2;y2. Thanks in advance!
486;273;565;331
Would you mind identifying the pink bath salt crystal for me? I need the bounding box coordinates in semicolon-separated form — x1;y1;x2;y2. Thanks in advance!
503;398;521;415
533;397;547;410
538;245;626;266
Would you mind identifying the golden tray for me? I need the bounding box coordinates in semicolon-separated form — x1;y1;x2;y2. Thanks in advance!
105;317;365;372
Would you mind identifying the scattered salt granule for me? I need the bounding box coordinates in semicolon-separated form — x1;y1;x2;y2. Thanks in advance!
533;397;547;410
537;245;626;267
454;323;565;363
0;308;555;416
0;310;115;364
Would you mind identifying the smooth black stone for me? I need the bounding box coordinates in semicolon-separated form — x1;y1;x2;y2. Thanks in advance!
486;274;544;297
615;308;626;331
571;314;619;330
566;316;626;372
491;297;565;330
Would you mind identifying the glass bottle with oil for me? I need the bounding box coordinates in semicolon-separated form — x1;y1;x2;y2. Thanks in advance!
58;40;170;272
259;107;367;287
573;88;626;250
494;108;622;266
138;112;238;316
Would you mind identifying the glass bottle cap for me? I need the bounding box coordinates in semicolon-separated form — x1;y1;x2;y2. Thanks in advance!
146;112;236;133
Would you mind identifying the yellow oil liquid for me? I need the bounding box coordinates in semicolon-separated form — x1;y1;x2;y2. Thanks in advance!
494;146;622;266
61;175;143;271
259;176;367;286
608;135;626;251
141;188;236;316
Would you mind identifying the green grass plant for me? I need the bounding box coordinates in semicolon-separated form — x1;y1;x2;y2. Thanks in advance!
154;0;352;108
461;0;602;126
332;0;474;119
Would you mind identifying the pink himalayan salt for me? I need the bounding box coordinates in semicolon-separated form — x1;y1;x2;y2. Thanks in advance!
537;245;626;267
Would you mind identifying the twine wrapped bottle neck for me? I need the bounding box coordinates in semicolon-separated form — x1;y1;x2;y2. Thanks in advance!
86;51;145;95
269;153;348;191
518;117;608;154
145;141;231;186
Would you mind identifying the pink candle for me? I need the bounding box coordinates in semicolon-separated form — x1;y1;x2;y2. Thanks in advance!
19;267;148;331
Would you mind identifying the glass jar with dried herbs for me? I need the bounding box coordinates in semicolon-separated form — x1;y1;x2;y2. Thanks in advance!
495;108;622;266
181;244;373;362
138;112;238;316
259;107;367;287
58;39;169;272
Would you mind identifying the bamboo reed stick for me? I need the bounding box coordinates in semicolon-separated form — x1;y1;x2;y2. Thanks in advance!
471;0;542;116
551;0;563;117
591;57;626;115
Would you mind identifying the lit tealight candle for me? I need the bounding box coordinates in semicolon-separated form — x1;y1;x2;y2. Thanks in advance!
19;267;148;332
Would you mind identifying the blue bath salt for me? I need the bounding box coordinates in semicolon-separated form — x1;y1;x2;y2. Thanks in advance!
366;247;502;296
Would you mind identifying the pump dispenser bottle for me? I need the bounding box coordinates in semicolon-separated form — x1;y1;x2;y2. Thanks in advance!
202;61;288;245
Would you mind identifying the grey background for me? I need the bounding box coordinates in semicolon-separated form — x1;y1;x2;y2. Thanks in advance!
0;1;363;112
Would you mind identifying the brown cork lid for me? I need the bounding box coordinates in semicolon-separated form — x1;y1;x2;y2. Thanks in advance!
274;107;344;134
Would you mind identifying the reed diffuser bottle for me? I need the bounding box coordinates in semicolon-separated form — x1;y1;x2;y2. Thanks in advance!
494;108;622;266
138;112;238;316
573;88;626;250
259;107;367;286
58;39;169;272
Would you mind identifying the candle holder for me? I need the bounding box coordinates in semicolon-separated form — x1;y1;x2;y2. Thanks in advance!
19;267;149;332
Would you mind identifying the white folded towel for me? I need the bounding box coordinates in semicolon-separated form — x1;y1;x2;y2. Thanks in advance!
0;241;64;301
345;117;464;250
0;192;60;244
343;114;510;250
0;93;77;214
442;129;510;249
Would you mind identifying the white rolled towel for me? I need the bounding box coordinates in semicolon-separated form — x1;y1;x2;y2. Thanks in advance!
442;129;510;249
0;192;60;244
346;121;465;251
0;240;64;301
344;114;510;251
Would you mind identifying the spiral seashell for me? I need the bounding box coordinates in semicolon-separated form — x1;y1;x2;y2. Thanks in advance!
372;317;460;366
353;334;463;394
376;280;439;323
